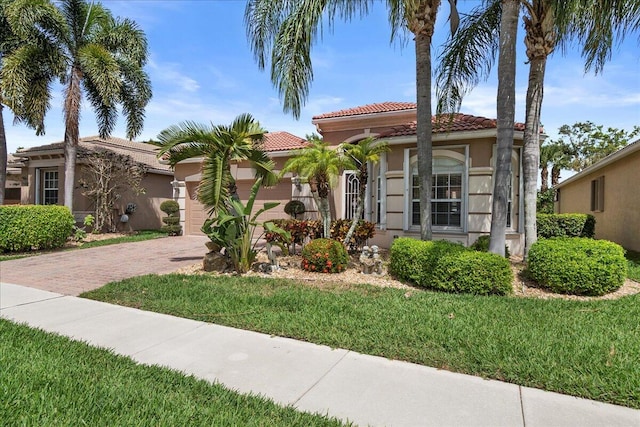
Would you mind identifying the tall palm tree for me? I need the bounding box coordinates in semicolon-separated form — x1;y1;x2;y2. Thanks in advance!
281;135;347;239
489;0;519;256
339;137;391;248
245;0;459;241
437;0;639;257
156;113;277;215
3;0;151;210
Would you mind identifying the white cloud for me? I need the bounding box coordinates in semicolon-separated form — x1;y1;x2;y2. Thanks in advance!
148;59;200;93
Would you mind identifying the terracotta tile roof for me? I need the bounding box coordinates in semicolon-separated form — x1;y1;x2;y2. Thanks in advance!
16;136;171;173
312;102;417;119
261;131;307;152
379;114;526;137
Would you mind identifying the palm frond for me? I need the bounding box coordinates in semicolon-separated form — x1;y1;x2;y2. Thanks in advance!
435;0;501;115
199;153;229;215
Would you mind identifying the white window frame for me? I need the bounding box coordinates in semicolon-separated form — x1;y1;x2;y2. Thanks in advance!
37;168;59;205
374;152;388;229
403;146;469;233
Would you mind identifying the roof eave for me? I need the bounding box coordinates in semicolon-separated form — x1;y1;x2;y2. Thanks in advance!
312;108;417;125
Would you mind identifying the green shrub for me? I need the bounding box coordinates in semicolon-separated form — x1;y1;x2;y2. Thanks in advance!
283;200;305;218
160;200;180;216
301;238;348;273
266;219;375;251
0;205;74;252
537;214;596;238
470;235;511;258
432;251;513;295
527;238;627;296
389;238;467;287
159;200;182;236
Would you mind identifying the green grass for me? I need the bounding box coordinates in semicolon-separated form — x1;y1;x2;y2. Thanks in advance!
0;230;167;261
625;249;640;282
76;230;168;249
0;319;346;426
82;274;640;409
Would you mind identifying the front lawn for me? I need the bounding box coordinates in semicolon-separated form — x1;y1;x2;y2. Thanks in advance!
82;274;640;409
0;319;345;426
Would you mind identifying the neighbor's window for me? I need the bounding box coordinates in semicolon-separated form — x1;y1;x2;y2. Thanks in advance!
590;176;605;211
42;170;59;205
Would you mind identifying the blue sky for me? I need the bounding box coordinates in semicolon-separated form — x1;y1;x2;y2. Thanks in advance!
5;0;640;156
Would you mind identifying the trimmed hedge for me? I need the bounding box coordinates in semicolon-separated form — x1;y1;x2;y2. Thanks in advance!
431;251;513;295
527;238;627;296
301;238;349;273
537;214;595;238
0;205;75;252
470;235;511;258
389;238;467;287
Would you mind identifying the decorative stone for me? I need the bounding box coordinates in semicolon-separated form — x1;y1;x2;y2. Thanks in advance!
203;251;228;272
360;245;375;274
371;245;384;275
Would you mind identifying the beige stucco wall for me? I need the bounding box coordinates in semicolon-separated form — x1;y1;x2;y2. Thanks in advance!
557;149;640;251
20;157;171;231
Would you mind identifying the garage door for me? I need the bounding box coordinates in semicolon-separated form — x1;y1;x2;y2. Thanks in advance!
185;179;292;236
186;182;206;235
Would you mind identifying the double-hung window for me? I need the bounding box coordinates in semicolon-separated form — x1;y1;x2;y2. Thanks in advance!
41;169;59;205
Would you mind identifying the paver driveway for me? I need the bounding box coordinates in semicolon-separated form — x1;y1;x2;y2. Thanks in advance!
0;236;209;295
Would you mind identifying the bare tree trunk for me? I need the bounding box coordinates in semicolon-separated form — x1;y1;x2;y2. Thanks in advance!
63;67;82;210
0;104;6;205
523;56;546;258
551;165;560;186
415;31;433;241
489;0;519;256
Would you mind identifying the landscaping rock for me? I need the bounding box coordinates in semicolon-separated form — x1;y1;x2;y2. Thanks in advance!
203;252;228;272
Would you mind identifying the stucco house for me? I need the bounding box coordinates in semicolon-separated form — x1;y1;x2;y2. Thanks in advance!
174;102;530;255
14;136;174;230
555;139;640;252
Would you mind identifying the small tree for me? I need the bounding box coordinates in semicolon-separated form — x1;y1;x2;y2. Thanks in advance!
78;149;146;232
160;200;182;236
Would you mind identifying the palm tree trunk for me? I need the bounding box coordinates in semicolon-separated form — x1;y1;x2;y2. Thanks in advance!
523;56;547;258
319;197;331;238
63;66;82;210
415;31;433;241
540;165;549;191
0;104;6;205
489;0;519;256
551;165;560;186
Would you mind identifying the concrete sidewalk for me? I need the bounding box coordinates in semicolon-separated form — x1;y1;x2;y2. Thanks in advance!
1;282;638;427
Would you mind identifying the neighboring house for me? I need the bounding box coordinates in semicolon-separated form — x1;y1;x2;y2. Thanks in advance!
555;139;640;252
3;154;24;205
172;131;308;235
14;136;174;231
175;102;532;255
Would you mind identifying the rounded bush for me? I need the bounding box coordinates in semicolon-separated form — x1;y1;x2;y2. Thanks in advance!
528;238;627;296
389;238;466;287
537;214;595;238
432;251;513;295
284;200;305;217
0;205;74;252
160;200;180;216
470;235;510;258
301;238;348;273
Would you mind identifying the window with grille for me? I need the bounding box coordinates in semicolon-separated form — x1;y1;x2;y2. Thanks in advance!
42;170;59;205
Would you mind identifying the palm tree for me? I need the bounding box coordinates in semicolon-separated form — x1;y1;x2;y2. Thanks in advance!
488;0;519;257
437;0;640;257
3;0;151;210
281;135;347;239
339;137;391;248
156;113;277;215
245;0;459;241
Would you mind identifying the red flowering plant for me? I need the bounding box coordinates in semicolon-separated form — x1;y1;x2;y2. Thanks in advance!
301;238;349;273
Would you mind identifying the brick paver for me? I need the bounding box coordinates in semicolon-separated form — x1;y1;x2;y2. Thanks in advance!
0;236;209;295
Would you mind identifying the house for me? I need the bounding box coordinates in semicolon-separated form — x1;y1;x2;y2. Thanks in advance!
555;139;640;252
14;136;174;230
174;102;530;255
172;131;308;235
3;154;24;205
